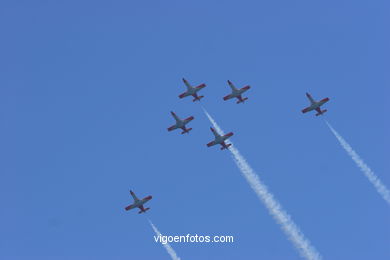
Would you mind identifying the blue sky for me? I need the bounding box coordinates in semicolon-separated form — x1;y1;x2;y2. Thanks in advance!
0;0;389;259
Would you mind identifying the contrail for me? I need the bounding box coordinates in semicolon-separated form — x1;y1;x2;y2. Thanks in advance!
325;121;390;205
149;220;181;260
203;109;322;260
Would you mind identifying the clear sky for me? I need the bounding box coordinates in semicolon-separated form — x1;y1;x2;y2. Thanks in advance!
0;0;389;259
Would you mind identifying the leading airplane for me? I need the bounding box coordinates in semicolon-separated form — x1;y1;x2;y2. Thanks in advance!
206;127;234;150
301;92;330;116
167;111;194;134
125;190;152;214
223;80;251;104
178;78;206;102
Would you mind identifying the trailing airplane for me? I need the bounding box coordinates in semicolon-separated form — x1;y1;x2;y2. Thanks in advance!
223;80;251;104
167;111;194;134
178;78;206;102
206;127;234;150
301;92;330;116
125;190;152;214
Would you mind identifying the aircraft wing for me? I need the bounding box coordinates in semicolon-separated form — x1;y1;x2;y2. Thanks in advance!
222;132;234;141
167;125;179;131
223;94;234;100
223;132;233;138
240;85;250;91
141;196;152;203
195;83;206;90
179;92;191;99
318;97;330;106
183;116;194;124
301;106;312;113
207;140;217;147
125;204;136;211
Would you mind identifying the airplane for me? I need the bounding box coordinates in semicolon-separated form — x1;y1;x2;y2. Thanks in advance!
206;127;234;150
301;92;330;116
223;80;251;104
178;78;206;102
167;111;194;134
125;190;152;214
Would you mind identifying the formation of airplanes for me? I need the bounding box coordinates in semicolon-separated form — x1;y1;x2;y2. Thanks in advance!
178;78;252;104
128;79;330;214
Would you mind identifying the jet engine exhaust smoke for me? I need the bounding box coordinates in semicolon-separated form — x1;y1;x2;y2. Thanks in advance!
325;121;390;205
149;220;181;260
203;108;322;260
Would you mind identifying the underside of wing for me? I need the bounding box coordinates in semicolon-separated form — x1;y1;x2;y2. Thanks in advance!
183;116;194;124
301;107;312;113
223;94;234;100
223;132;234;140
125;204;136;211
207;140;217;147
179;92;190;98
319;97;330;105
195;83;206;90
240;85;251;92
168;125;178;131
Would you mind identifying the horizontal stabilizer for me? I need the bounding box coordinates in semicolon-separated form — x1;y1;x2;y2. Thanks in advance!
315;109;327;116
221;143;232;150
193;95;204;102
181;128;192;134
237;97;248;104
138;207;150;214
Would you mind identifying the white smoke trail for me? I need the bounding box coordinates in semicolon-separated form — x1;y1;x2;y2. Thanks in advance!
149;220;181;260
203;109;322;260
325;121;390;205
